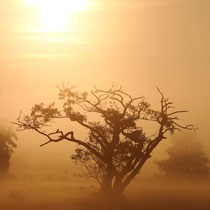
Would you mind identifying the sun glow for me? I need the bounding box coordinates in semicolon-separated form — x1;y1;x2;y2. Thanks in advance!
24;0;91;32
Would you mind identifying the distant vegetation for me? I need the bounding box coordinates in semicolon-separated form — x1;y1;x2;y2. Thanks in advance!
156;132;209;180
13;85;193;197
0;124;17;178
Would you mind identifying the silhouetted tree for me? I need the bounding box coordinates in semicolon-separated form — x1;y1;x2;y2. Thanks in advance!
13;85;193;196
0;125;17;176
156;133;209;179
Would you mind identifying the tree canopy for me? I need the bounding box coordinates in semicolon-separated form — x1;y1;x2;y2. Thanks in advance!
156;133;209;179
0;125;17;176
13;85;194;196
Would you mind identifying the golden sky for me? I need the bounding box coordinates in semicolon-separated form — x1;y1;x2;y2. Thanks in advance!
0;0;209;176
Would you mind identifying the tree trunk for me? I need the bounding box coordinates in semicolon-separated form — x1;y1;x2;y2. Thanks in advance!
102;169;114;194
101;175;125;198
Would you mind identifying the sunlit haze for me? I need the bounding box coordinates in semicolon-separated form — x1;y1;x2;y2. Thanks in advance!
0;0;210;209
24;0;92;32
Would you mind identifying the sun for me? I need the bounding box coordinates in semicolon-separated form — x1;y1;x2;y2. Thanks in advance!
24;0;91;32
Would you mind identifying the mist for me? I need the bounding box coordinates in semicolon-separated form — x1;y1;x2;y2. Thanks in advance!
1;0;210;209
1;176;210;210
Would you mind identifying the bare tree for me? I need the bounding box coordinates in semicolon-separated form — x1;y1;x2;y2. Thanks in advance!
13;85;193;196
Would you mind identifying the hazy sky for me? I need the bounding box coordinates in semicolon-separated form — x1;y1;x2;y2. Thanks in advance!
0;0;209;177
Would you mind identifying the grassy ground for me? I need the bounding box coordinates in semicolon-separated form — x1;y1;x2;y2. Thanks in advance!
0;177;210;210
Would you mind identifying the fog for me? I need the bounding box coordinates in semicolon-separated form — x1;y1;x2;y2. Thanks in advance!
0;0;210;209
1;178;210;210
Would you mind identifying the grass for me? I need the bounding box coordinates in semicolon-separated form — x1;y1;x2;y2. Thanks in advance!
0;177;210;210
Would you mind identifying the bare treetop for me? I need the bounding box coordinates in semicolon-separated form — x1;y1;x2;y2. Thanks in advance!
12;85;194;196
